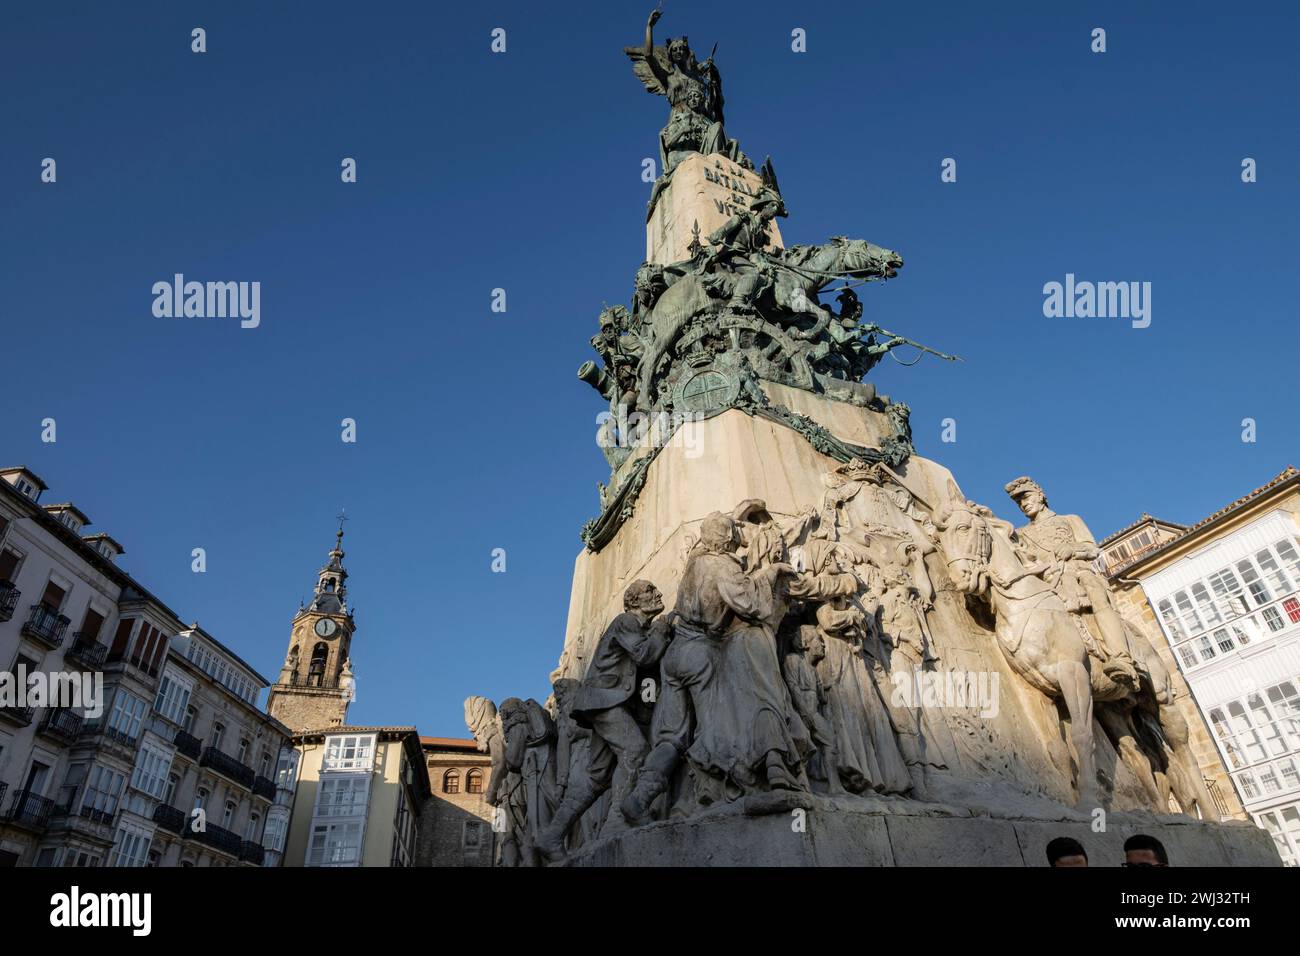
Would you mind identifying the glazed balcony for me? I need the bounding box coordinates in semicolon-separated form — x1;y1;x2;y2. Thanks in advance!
200;747;255;789
21;603;71;649
38;708;84;744
173;730;202;760
152;803;187;835
5;789;55;831
65;634;107;670
0;580;18;622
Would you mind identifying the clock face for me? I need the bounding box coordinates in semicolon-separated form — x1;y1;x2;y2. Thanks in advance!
314;618;338;638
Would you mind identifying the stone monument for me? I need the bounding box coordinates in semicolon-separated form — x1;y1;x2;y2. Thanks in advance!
467;9;1279;866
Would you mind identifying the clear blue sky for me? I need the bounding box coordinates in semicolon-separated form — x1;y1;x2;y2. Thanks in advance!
2;1;1296;736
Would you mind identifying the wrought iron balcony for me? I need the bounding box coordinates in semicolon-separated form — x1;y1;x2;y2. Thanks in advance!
152;803;187;835
101;726;138;750
77;804;115;827
0;704;35;727
65;634;107;669
0;782;6;808
5;789;56;830
252;776;276;801
188;821;243;857
200;747;256;789
21;603;71;648
0;580;18;622
239;840;265;866
174;729;202;760
38;708;84;744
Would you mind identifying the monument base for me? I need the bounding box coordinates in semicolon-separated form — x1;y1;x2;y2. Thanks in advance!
559;794;1281;867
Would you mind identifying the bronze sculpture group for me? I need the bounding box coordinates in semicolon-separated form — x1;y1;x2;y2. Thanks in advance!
464;11;1219;866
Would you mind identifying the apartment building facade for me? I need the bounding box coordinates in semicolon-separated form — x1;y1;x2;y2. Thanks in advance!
0;466;298;866
1105;467;1300;864
283;726;429;867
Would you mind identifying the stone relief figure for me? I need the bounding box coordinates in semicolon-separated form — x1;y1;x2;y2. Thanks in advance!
732;498;816;575
1004;476;1138;683
872;554;959;794
622;511;804;822
932;495;1102;806
498;697;560;867
464;696;507;809
1102;621;1222;820
536;580;672;860
549;677;608;849
818;458;936;557
802;546;913;796
464;695;515;863
780;624;844;794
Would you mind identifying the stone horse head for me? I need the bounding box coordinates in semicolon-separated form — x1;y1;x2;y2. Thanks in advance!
931;498;996;598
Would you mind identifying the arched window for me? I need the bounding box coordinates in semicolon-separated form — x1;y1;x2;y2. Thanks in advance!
309;643;328;686
443;769;461;794
466;769;484;794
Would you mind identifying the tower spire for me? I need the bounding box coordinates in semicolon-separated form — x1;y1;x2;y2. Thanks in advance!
270;517;358;731
309;513;349;614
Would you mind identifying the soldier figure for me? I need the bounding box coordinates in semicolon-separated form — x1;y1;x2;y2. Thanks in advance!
1004;476;1134;667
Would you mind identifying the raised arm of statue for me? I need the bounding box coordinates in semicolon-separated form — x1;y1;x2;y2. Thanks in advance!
644;9;669;90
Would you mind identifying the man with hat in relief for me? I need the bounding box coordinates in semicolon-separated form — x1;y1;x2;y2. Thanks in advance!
1004;476;1134;668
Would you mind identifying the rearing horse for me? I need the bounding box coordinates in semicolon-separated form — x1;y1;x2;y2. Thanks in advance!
933;498;1100;807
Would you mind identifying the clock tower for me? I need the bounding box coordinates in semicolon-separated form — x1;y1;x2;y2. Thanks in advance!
267;525;357;732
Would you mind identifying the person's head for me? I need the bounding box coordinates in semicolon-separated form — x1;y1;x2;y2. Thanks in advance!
1004;476;1048;519
685;85;704;112
1045;836;1088;867
1123;834;1168;867
699;512;738;554
624;579;665;617
668;37;690;65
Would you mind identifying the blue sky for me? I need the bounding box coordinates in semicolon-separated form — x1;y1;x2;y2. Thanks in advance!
2;1;1296;736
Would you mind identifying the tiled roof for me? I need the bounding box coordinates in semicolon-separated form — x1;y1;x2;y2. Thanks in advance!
1110;466;1299;576
1098;512;1186;547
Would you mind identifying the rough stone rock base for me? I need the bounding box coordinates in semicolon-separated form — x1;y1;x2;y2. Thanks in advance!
559;797;1281;867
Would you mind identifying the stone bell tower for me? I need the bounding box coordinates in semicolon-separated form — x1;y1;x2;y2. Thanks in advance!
267;523;357;732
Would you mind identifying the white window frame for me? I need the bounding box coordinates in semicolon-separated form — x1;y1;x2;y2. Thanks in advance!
322;734;375;772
